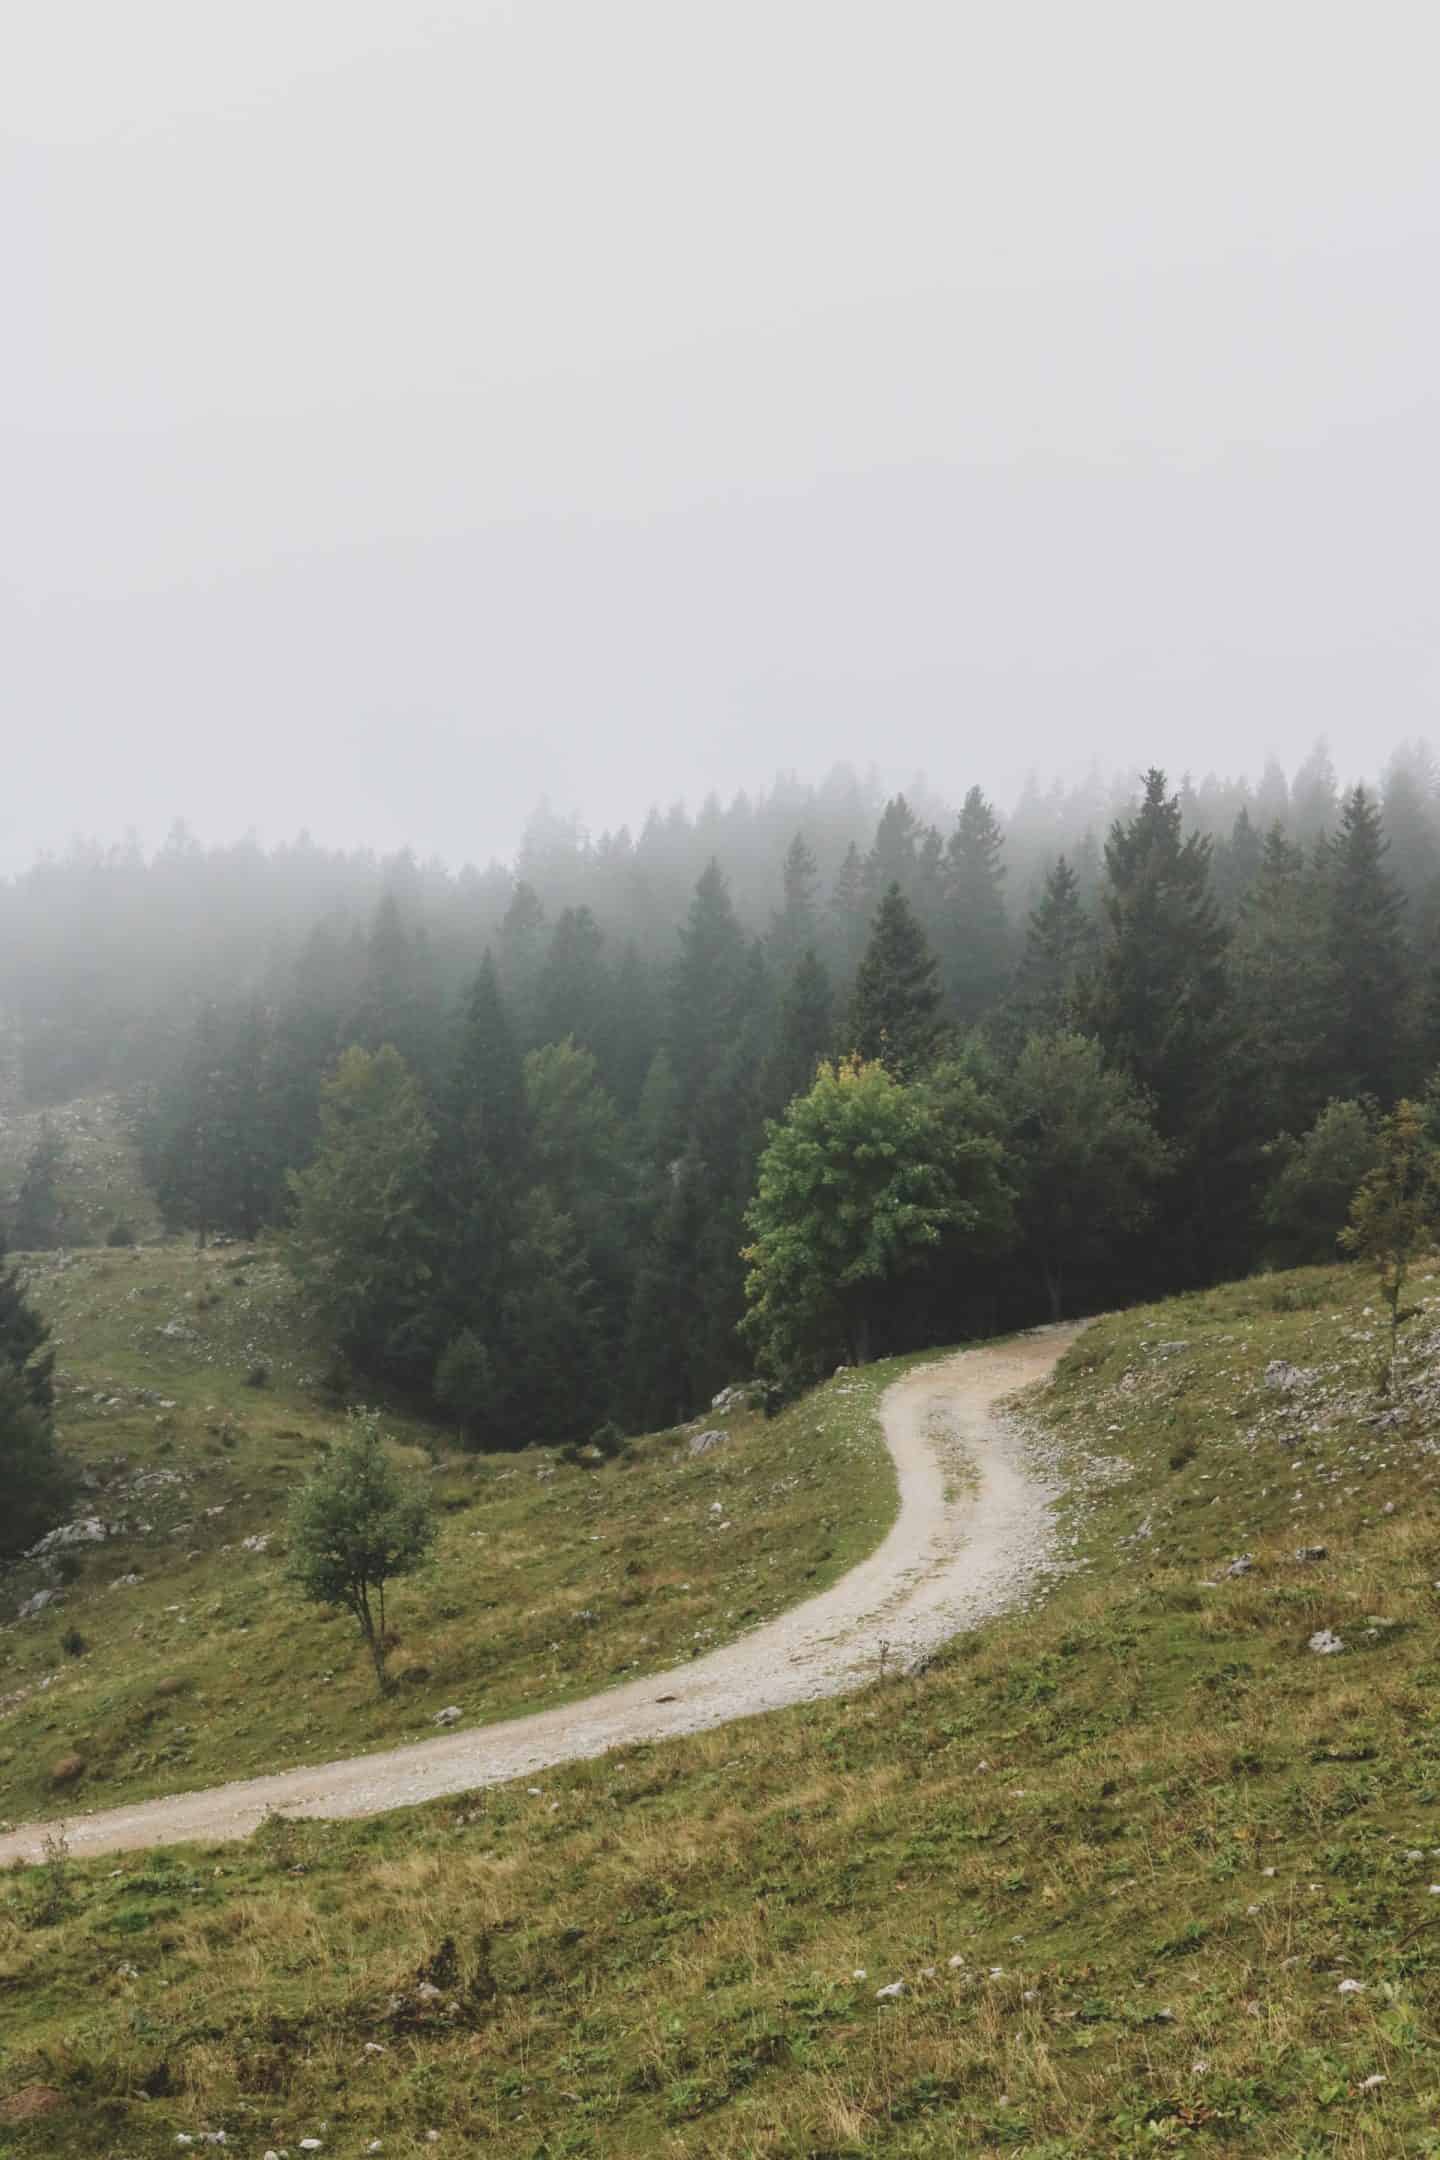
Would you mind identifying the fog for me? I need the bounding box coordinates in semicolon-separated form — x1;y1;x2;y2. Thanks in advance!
5;1;1439;871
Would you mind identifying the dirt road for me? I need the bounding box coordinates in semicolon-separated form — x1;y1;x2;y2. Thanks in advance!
0;1327;1079;1864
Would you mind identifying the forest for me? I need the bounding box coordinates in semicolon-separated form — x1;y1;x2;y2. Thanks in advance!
2;740;1438;1452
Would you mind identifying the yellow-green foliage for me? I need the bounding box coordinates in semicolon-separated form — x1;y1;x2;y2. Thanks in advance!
7;1257;1440;2155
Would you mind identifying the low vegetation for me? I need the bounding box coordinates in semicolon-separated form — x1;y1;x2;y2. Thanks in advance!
7;1255;1440;2154
0;1244;897;1827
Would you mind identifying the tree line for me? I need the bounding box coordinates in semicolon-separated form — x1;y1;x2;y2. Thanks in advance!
26;754;1412;1444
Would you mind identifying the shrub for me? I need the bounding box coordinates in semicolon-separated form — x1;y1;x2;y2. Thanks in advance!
105;1220;136;1247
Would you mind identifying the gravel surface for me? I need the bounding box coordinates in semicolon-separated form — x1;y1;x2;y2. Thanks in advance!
0;1327;1080;1864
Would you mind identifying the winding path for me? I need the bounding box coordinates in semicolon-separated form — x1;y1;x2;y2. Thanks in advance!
0;1327;1079;1864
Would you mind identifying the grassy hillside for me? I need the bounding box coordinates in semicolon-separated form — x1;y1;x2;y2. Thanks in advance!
0;1245;898;1827
6;1255;1440;2156
0;1092;162;1248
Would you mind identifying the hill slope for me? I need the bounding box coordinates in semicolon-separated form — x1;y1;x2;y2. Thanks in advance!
0;1245;896;1827
6;1258;1440;2155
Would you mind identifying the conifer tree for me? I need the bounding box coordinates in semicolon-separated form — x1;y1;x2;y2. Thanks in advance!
1075;769;1228;1138
763;949;835;1115
848;885;943;1077
535;905;608;1052
769;833;820;973
864;795;921;906
13;1120;66;1251
0;1230;67;1556
828;842;869;976
496;880;548;1045
1322;786;1408;1100
1012;857;1091;1032
1230;824;1337;1136
941;788;1010;1023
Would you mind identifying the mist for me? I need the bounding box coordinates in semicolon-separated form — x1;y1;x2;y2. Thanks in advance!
5;2;1439;869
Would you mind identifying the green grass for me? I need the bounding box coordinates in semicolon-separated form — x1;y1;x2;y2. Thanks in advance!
7;1255;1440;2155
0;1244;898;1827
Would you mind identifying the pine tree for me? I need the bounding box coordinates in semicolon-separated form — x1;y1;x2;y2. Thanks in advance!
0;1229;66;1556
1075;769;1229;1138
847;886;943;1077
1213;805;1263;916
828;842;869;976
769;833;820;973
941;788;1010;1023
763;949;835;1115
1290;740;1339;847
496;880;548;1045
669;862;749;1104
1322;786;1408;1101
12;1120;66;1251
864;796;921;906
535;905;609;1052
1011;857;1091;1033
1230;824;1336;1136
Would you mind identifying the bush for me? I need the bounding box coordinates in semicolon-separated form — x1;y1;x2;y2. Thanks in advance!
244;1363;271;1389
60;1627;88;1658
105;1220;136;1247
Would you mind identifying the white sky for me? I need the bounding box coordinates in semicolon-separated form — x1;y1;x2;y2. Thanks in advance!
4;1;1439;866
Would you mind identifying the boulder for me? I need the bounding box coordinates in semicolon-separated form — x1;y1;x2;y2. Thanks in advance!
1265;1360;1316;1393
687;1428;727;1457
433;1705;462;1727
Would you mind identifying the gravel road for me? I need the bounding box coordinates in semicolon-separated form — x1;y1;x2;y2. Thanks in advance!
0;1327;1079;1864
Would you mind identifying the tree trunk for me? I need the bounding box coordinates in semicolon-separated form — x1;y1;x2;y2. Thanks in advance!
1042;1263;1063;1323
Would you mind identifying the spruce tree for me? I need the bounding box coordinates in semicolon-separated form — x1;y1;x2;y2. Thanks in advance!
941;788;1010;1023
13;1121;66;1251
864;795;921;906
764;948;835;1115
769;833;820;973
1075;769;1229;1138
828;842;869;976
848;886;943;1077
0;1230;66;1556
496;880;548;1046
535;905;608;1052
1322;786;1409;1101
1012;856;1091;1033
1230;823;1337;1135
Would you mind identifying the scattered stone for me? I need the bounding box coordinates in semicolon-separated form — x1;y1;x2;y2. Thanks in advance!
17;1589;58;1619
1225;1555;1255;1578
1294;1545;1328;1563
1309;1629;1345;1655
432;1706;462;1728
1359;2074;1386;2092
851;1967;867;1980
240;1534;270;1554
1265;1360;1316;1393
362;2042;386;2056
49;1752;85;1785
688;1429;727;1456
1337;1979;1367;1994
875;1979;905;1999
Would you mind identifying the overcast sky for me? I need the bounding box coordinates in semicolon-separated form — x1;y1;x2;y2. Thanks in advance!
4;2;1439;869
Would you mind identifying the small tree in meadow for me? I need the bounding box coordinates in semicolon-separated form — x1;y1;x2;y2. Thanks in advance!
1339;1098;1440;1396
286;1411;437;1694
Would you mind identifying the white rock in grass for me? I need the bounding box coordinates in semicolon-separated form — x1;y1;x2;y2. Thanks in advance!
1309;1629;1345;1655
875;1979;905;1999
300;2144;324;2154
851;1968;867;1980
433;1706;462;1728
1360;2074;1386;2091
1337;1979;1366;1995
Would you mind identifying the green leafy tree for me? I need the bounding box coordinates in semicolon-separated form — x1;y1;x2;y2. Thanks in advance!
1262;1099;1381;1268
1005;1032;1170;1319
1339;1098;1440;1395
286;1045;437;1389
742;1056;1011;1380
286;1410;437;1693
847;886;943;1076
12;1120;66;1251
